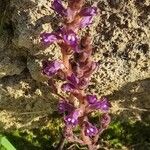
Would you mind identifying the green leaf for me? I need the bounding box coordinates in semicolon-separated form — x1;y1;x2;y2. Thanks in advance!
0;135;16;150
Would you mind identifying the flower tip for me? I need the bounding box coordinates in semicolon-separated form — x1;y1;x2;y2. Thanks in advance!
64;110;79;126
61;83;76;92
40;32;58;45
42;60;62;77
52;0;67;16
84;122;98;137
86;94;97;104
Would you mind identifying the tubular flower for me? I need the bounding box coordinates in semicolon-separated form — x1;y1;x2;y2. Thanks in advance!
61;83;76;92
86;94;97;104
40;33;58;45
93;98;111;111
84;122;98;137
61;73;88;92
52;0;67;16
80;7;97;16
67;73;79;85
79;7;97;28
41;28;78;51
86;95;111;112
62;29;78;48
42;60;63;77
64;110;80;126
61;73;79;92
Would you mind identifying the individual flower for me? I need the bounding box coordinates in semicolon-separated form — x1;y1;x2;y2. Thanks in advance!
61;83;76;92
93;98;111;111
62;29;78;48
67;73;79;85
86;95;111;112
79;16;93;28
41;28;78;51
64;110;80;126
40;33;58;45
52;0;67;16
79;7;97;28
84;121;98;137
80;7;97;16
61;73;79;92
61;73;88;91
86;94;97;104
42;60;63;77
58;100;75;114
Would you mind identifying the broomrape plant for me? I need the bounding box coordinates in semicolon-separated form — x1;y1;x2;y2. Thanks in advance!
41;0;111;149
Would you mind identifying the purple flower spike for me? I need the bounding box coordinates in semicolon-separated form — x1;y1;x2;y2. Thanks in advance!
52;0;67;16
61;83;76;92
42;60;63;76
84;122;98;137
64;110;79;126
40;33;58;45
86;95;97;104
58;100;75;114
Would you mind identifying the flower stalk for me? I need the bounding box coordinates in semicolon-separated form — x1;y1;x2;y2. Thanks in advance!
41;0;111;149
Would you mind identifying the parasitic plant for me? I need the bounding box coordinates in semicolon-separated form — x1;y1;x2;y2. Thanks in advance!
41;0;111;149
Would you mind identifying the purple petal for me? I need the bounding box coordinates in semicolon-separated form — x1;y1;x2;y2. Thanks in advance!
86;95;97;104
94;98;111;111
79;16;93;28
61;83;76;92
67;73;79;85
84;122;98;137
64;110;79;126
80;7;97;16
62;30;78;47
58;100;75;114
42;60;62;76
40;33;58;45
57;28;79;50
79;7;97;28
52;0;67;16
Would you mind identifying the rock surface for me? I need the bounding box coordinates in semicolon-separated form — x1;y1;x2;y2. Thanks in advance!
0;0;149;129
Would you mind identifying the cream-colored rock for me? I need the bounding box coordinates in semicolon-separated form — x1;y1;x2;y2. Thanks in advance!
10;0;58;53
27;56;46;82
0;57;26;78
0;72;56;129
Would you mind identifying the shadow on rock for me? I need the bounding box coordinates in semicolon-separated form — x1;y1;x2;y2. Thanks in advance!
108;78;150;121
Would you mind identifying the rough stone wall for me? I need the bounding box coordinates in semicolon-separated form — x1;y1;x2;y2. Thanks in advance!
0;0;150;129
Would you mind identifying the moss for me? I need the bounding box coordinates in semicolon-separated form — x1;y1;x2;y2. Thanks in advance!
1;115;150;150
102;118;150;149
